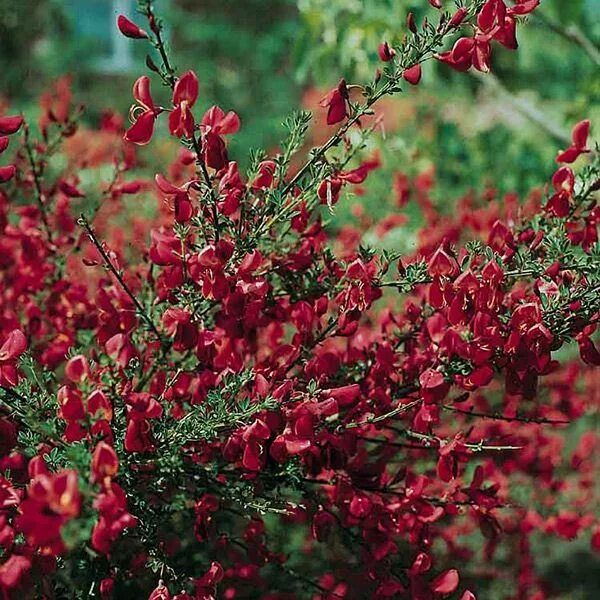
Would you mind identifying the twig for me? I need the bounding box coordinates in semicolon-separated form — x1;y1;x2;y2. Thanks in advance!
345;395;420;429
141;2;221;242
78;214;164;345
441;403;570;425
470;71;571;145
23;122;54;244
535;11;600;67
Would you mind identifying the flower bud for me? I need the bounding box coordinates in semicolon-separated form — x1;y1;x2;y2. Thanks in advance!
117;15;149;39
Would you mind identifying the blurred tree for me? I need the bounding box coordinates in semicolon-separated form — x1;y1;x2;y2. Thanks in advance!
0;0;300;161
0;0;68;100
293;0;600;197
171;0;300;155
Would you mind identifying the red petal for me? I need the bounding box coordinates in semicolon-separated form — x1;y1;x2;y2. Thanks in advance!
124;111;156;145
0;136;10;154
431;569;459;595
173;70;199;106
59;180;86;198
552;166;575;192
571;119;590;149
155;173;181;195
215;111;240;135
132;76;155;110
117;15;148;39
0;115;23;136
556;145;581;164
403;64;422;85
0;165;16;183
509;0;539;15
0;330;27;361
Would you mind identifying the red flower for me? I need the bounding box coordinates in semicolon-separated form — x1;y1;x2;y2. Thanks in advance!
200;106;241;136
0;165;16;184
251;160;278;190
556;119;591;163
155;173;197;223
200;106;241;171
17;470;81;554
125;76;162;145
91;441;119;484
65;354;90;383
320;79;350;125
428;246;459;278
168;70;200;139
0;554;31;590
378;42;396;62
431;569;460;595
148;582;171;600
437;37;476;72
117;15;148;39
403;64;422;85
194;561;224;600
449;7;468;28
546;166;575;217
0;115;23;135
91;483;137;554
0;329;27;387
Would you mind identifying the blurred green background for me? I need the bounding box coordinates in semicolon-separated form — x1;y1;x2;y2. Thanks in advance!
1;0;598;195
0;1;599;597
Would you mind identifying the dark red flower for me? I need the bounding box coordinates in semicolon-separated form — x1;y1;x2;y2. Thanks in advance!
0;115;23;135
125;76;162;145
117;15;148;39
320;79;350;125
556;119;591;163
403;64;422;85
168;70;200;138
17;470;81;554
378;42;396;62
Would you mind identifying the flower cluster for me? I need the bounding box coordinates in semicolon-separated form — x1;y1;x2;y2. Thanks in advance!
0;1;598;599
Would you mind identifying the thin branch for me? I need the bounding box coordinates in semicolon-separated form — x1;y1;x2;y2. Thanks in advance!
345;395;420;429
23;122;54;244
470;71;571;145
441;403;570;425
78;215;164;345
535;11;600;67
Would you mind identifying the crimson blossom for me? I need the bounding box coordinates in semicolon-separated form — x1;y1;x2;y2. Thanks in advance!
0;1;598;599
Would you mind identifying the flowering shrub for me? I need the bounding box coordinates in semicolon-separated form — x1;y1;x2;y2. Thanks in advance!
0;0;598;598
